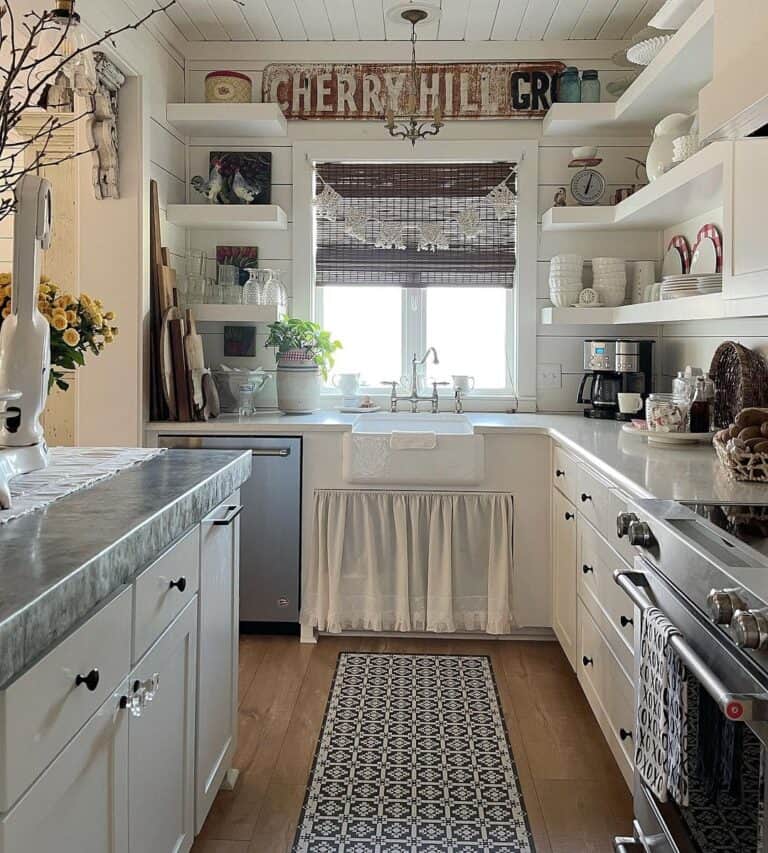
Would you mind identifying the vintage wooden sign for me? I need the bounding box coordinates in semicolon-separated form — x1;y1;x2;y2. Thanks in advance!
262;61;566;120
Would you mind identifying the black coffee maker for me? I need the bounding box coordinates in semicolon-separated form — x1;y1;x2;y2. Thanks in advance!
577;339;654;419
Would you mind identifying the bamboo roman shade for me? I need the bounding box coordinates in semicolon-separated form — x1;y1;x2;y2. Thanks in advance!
314;162;517;288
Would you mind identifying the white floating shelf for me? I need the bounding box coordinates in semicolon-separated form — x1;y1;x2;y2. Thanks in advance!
192;304;281;324
542;0;714;138
166;103;287;138
166;204;288;231
542;141;727;232
540;291;768;326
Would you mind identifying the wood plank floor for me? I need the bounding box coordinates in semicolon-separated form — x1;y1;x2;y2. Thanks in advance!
193;635;633;853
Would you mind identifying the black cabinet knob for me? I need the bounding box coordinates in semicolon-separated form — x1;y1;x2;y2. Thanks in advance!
620;728;633;741
582;564;594;575
581;493;592;503
564;512;575;521
582;655;594;667
620;615;634;628
556;469;565;477
169;577;187;592
75;668;100;692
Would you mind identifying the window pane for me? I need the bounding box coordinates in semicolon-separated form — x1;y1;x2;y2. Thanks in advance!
425;288;508;390
320;286;402;387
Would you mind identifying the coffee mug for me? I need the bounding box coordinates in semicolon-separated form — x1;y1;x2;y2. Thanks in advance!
618;392;643;414
452;375;475;392
332;372;360;397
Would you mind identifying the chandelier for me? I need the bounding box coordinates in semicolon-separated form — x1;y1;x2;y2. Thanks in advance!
384;6;444;146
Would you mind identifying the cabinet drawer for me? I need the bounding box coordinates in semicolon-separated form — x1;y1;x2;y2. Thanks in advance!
576;464;614;537
0;587;132;812
553;445;579;505
578;519;635;677
0;682;129;853
577;601;634;787
133;527;200;663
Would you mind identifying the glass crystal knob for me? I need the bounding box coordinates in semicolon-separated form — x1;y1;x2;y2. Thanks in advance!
707;589;748;626
616;512;638;539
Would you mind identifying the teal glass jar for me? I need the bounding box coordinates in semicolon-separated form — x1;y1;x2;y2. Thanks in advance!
581;69;601;103
557;67;581;103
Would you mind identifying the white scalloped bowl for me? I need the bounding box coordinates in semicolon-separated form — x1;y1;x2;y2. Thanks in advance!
626;34;674;66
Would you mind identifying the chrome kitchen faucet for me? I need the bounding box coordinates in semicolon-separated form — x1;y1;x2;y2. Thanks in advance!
384;347;448;413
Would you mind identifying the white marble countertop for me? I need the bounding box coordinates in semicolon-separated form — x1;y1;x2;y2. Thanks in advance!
147;412;768;504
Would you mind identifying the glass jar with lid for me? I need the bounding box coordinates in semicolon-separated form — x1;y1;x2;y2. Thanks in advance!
646;393;690;433
580;70;600;103
557;67;581;103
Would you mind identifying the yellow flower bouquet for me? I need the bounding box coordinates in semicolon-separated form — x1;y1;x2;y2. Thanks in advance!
0;272;118;392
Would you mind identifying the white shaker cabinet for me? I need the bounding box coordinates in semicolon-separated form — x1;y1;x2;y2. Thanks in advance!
552;488;578;669
195;496;242;831
129;600;197;853
0;683;129;853
724;139;768;300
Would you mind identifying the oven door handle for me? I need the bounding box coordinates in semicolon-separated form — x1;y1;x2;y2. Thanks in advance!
614;568;768;723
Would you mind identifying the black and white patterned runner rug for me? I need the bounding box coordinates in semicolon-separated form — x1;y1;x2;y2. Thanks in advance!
292;653;536;853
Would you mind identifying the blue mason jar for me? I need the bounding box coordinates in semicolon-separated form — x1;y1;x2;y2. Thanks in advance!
556;67;581;103
581;70;601;103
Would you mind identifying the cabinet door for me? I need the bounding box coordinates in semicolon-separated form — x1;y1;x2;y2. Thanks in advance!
552;489;578;669
196;495;241;831
725;139;768;299
129;599;197;853
0;684;129;853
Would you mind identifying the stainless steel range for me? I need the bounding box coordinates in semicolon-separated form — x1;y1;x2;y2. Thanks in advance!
612;500;768;853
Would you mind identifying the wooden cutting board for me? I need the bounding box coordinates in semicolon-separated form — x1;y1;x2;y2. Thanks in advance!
149;180;168;421
159;266;176;317
184;309;205;417
169;316;193;422
159;307;181;420
202;371;220;419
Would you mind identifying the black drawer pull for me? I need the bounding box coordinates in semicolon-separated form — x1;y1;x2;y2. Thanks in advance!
210;505;244;526
582;655;594;667
581;493;592;503
169;577;187;592
582;564;594;575
620;728;633;742
620;615;634;628
564;512;575;521
75;669;100;692
555;469;565;477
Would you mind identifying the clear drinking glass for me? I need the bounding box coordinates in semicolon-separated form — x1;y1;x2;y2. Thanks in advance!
243;269;269;305
217;264;241;304
185;249;206;277
185;274;206;305
261;269;287;310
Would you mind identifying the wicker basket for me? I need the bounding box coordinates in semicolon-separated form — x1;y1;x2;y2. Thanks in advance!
709;341;768;428
714;433;768;482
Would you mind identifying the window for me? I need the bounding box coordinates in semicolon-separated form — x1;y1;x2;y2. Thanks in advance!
313;161;516;396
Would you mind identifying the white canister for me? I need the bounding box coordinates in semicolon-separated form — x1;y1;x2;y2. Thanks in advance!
276;366;321;414
629;261;656;304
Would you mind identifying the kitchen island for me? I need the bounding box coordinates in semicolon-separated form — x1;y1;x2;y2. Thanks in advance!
0;448;251;853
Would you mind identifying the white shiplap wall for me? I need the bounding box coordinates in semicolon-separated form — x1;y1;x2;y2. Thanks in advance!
186;47;658;412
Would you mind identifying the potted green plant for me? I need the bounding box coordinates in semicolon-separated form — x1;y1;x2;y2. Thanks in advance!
265;318;341;413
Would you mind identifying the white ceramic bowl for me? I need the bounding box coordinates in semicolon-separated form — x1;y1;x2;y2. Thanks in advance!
591;257;626;268
550;280;583;290
626;34;673;66
572;146;598;160
551;254;582;265
593;273;627;284
549;288;582;307
594;283;626;307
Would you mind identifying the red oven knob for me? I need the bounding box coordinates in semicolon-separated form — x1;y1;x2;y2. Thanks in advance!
726;701;744;720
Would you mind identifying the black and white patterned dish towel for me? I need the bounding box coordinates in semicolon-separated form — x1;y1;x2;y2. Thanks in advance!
635;606;689;806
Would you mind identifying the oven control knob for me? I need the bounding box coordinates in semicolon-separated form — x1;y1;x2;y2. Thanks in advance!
628;520;655;549
707;589;748;626
616;512;639;539
731;609;768;650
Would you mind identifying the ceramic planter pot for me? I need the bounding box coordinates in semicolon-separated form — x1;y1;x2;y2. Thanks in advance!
276;363;321;414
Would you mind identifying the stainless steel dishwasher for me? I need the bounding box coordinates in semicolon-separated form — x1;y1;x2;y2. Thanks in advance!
158;435;302;630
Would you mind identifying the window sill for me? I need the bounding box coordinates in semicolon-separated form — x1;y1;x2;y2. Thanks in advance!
321;391;519;413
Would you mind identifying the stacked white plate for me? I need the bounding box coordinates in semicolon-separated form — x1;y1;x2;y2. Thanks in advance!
661;273;722;300
591;257;627;307
549;254;583;307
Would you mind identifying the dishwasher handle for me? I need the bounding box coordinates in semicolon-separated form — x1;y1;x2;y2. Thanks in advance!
251;447;291;457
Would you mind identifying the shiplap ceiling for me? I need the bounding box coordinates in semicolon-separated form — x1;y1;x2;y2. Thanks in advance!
163;0;666;42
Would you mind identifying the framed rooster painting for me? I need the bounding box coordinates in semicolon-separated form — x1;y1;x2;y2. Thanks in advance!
191;152;272;205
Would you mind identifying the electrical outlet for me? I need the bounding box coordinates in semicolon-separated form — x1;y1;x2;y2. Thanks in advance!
538;363;562;389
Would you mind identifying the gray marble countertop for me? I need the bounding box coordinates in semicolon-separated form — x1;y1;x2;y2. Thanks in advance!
0;449;251;688
147;411;768;504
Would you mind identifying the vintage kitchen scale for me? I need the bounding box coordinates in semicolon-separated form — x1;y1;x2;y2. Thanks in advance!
0;175;53;508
